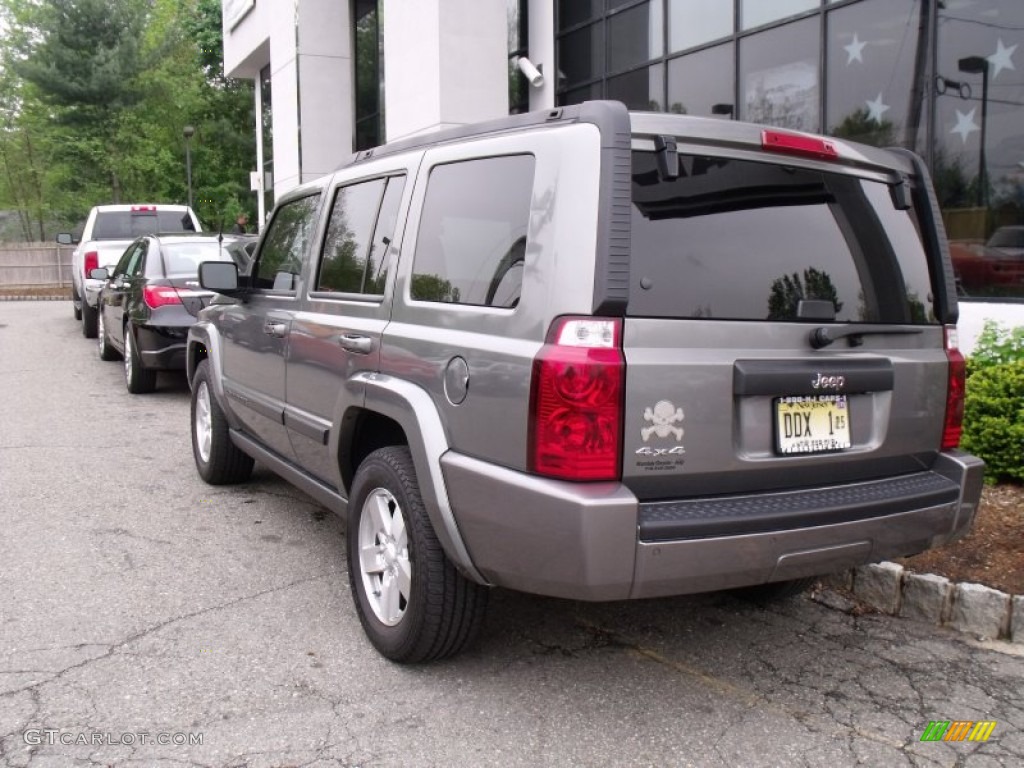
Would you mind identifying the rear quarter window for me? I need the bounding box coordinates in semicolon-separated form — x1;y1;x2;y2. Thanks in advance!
410;154;534;308
627;151;938;324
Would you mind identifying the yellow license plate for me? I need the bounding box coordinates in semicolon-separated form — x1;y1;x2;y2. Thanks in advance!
775;395;850;454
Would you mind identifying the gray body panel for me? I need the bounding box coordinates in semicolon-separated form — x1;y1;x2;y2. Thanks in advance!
188;100;983;603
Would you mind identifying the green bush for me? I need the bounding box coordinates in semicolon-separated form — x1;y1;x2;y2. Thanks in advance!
967;320;1024;376
961;360;1024;483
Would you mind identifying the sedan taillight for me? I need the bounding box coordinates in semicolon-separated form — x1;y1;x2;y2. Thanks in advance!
143;285;182;309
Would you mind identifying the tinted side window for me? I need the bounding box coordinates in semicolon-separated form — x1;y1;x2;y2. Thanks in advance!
411;155;534;308
253;194;321;291
316;176;405;296
111;243;141;278
628;151;937;324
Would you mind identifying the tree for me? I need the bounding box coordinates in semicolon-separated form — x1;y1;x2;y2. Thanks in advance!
11;0;150;203
768;268;843;320
831;107;896;148
0;0;256;239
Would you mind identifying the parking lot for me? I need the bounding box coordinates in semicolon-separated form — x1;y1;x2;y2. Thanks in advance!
0;300;1022;767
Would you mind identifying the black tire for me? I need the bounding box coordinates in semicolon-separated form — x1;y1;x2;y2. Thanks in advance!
72;286;82;321
97;306;118;361
123;323;157;394
190;360;254;485
81;299;98;338
732;577;815;604
347;446;488;663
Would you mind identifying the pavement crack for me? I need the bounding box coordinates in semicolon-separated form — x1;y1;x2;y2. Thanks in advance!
0;571;336;701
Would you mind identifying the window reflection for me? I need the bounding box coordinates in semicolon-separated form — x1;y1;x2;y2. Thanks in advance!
668;44;734;116
826;0;921;149
741;0;819;31
669;0;733;51
740;18;819;131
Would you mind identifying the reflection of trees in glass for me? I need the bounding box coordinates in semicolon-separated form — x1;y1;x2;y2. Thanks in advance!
746;82;809;131
932;148;976;209
319;204;385;294
767;268;843;320
831;108;895;147
412;274;460;303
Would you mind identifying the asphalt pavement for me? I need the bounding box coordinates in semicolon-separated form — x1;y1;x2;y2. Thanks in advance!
1;301;1022;767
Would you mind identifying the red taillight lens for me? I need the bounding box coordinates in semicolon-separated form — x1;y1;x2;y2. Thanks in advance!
143;285;182;309
943;325;966;450
529;318;624;481
762;129;839;160
84;251;99;277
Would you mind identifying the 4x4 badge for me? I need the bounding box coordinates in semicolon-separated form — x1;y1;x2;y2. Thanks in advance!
641;400;684;442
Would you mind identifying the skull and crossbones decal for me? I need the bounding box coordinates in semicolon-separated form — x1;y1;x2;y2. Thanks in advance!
641;400;684;442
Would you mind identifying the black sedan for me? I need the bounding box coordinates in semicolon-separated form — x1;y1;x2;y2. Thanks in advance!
92;233;256;393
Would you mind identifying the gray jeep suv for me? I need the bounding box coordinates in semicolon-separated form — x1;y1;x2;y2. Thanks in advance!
187;101;983;662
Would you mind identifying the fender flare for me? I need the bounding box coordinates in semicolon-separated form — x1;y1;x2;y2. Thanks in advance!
352;371;488;585
186;324;244;432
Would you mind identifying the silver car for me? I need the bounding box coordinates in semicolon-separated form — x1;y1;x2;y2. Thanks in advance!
187;101;983;662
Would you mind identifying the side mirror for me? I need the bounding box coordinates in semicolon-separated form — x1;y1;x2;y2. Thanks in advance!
89;267;109;280
199;261;241;293
56;233;74;245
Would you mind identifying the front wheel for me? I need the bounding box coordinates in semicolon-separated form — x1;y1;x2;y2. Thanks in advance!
190;360;254;484
348;446;488;663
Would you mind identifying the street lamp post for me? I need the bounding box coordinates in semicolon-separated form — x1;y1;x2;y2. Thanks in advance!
183;125;195;211
958;56;989;208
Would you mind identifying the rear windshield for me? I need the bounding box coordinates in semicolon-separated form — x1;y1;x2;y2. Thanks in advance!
160;241;242;276
628;152;938;324
93;210;196;240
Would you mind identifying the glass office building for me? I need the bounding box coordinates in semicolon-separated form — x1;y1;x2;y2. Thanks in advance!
552;0;1024;309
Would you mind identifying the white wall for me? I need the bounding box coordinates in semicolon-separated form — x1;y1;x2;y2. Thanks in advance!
223;0;352;198
383;0;507;142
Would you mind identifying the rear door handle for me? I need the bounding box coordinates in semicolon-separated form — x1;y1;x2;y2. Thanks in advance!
338;334;373;354
264;321;288;338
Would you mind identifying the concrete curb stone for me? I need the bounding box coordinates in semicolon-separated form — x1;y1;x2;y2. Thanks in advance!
1012;597;1024;645
820;562;1020;645
853;561;903;614
899;572;952;624
949;582;1011;640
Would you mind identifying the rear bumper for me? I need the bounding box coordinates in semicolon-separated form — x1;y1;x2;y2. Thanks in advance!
441;450;984;601
135;324;189;370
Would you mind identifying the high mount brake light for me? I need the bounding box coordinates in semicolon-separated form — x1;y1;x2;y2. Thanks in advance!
942;326;966;450
528;317;624;481
762;130;839;161
131;205;157;212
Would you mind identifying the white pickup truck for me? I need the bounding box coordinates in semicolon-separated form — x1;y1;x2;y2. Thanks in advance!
57;204;201;337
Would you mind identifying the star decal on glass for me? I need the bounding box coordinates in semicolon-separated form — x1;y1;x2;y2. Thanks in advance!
866;93;890;123
950;108;979;144
844;33;866;65
988;38;1017;79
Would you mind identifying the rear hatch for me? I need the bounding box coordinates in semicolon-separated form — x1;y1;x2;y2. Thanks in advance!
621;130;954;502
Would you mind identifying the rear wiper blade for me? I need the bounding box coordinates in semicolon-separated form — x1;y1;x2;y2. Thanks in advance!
810;325;924;349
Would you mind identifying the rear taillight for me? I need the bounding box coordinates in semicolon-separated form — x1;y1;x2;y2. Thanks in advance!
84;251;99;277
143;285;182;309
942;325;966;450
529;317;624;481
762;129;839;161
